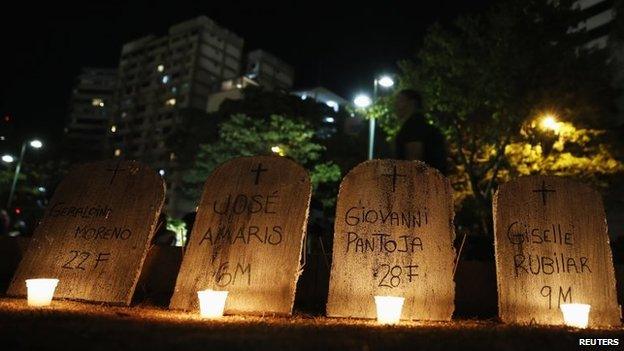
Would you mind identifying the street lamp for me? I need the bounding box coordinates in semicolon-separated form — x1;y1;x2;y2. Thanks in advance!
377;76;395;89
353;94;372;108
6;139;44;208
2;155;15;163
539;114;560;133
367;75;395;160
30;140;43;149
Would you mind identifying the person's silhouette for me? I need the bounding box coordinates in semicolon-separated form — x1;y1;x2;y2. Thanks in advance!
394;89;448;174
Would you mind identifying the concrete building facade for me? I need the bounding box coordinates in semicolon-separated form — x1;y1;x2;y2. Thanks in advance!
65;67;117;161
110;16;244;214
246;49;295;91
112;16;243;162
206;76;259;113
574;0;616;49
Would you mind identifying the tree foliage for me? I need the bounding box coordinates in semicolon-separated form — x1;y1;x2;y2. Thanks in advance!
184;114;341;208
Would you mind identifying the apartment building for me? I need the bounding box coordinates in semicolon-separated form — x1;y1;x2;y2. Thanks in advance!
246;49;295;91
111;16;244;214
65;67;117;161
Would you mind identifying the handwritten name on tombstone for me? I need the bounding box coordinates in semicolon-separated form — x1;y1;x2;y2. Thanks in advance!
169;156;311;315
493;176;621;327
7;160;165;305
327;160;456;321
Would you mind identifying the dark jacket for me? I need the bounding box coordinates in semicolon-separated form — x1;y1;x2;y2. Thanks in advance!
395;114;448;174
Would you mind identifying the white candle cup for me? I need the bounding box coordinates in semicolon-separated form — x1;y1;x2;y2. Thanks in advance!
197;289;228;318
25;279;59;307
374;296;405;325
560;303;591;328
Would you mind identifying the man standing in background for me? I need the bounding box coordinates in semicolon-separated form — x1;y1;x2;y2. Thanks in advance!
394;89;448;174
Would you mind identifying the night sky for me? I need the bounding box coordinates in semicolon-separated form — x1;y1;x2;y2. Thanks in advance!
1;0;494;153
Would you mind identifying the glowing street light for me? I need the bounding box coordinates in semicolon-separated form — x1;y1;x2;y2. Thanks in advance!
539;114;561;133
365;74;397;160
30;140;43;149
353;94;372;108
377;75;395;88
7;139;44;208
2;154;14;163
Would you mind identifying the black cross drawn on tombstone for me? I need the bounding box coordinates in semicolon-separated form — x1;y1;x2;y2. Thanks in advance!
382;165;407;193
533;180;555;206
251;163;268;185
107;161;127;186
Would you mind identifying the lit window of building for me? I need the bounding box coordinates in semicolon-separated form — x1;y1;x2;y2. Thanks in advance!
92;98;104;107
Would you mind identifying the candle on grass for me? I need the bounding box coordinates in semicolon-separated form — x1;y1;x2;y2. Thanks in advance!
197;289;228;318
560;303;591;328
374;296;404;325
25;279;59;307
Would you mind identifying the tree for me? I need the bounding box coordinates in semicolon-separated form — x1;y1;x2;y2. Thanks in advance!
184;114;341;209
387;0;622;235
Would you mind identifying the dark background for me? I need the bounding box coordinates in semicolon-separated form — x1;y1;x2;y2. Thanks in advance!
0;0;494;151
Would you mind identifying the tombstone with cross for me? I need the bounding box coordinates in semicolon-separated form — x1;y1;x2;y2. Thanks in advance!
6;160;165;305
493;176;621;327
326;160;456;321
169;155;311;315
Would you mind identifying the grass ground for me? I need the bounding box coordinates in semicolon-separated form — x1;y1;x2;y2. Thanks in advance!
0;298;622;351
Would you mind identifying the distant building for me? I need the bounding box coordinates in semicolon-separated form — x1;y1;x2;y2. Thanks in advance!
291;87;349;112
574;0;616;49
64;67;117;161
112;16;243;162
206;76;258;112
571;1;624;120
111;16;244;215
246;49;294;91
206;50;295;111
291;87;360;137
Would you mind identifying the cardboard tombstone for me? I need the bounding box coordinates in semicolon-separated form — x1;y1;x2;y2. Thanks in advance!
493;176;621;327
169;156;311;315
327;160;456;321
7;160;165;305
